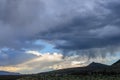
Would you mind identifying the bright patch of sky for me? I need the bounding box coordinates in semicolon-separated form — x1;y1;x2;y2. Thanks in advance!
106;52;120;65
33;40;60;53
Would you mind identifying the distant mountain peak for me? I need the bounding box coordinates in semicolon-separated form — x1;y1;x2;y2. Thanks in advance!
87;62;109;69
0;71;20;75
89;62;96;65
89;62;102;66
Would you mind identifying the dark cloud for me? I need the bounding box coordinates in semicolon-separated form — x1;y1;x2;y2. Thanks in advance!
0;0;120;60
38;0;120;57
0;0;47;49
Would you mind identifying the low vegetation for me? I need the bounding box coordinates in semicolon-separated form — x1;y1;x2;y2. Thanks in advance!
17;74;120;80
0;75;26;80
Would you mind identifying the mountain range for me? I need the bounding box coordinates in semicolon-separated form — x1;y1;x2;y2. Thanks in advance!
0;71;20;75
39;60;120;75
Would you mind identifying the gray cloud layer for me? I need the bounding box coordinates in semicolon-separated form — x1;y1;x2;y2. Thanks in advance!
0;0;120;59
39;0;120;56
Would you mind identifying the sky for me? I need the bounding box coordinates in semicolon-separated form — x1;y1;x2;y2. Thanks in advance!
0;0;120;74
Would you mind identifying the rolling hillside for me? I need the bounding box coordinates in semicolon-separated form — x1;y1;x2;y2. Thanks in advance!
0;71;20;75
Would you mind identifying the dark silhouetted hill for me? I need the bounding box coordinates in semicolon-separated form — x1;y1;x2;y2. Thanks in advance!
39;62;109;75
108;59;120;73
87;62;109;69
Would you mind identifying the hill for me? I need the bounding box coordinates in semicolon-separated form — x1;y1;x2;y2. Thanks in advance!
0;71;20;75
87;62;109;68
108;59;120;73
39;62;109;75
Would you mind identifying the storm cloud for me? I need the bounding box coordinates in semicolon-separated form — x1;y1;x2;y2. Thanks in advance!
38;0;120;57
0;0;120;59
